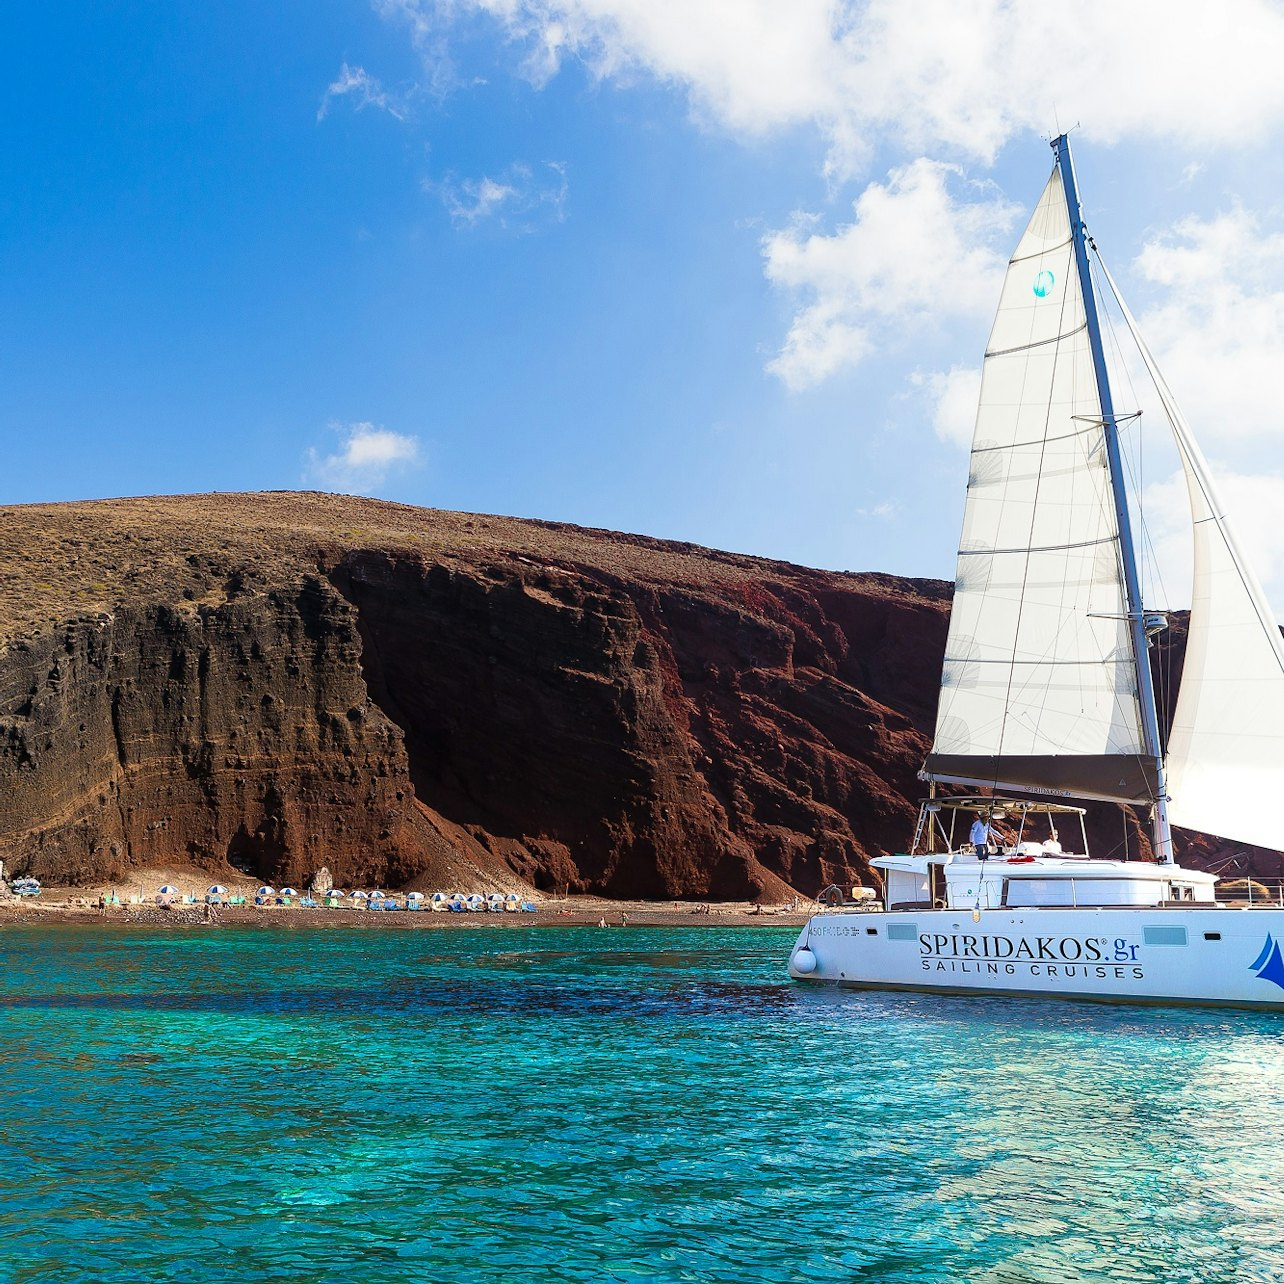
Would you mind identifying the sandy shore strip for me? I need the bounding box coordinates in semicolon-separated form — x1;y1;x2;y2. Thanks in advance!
5;859;814;929
0;862;817;928
0;898;813;930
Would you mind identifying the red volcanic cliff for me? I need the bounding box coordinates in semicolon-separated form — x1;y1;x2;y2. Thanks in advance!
0;493;1270;895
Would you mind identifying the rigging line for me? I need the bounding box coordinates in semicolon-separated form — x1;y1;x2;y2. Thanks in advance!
1091;252;1175;615
1093;256;1180;749
1093;244;1284;680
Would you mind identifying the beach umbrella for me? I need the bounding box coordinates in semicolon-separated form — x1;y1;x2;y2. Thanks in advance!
279;887;298;897
351;891;369;901
256;886;275;897
406;891;424;901
207;885;228;895
158;885;179;895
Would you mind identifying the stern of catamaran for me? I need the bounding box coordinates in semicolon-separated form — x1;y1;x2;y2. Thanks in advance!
862;797;1219;913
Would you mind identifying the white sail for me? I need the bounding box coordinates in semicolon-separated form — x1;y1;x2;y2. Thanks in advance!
1095;263;1284;848
925;167;1153;803
1167;443;1284;847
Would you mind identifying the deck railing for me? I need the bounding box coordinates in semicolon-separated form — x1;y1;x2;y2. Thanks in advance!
1216;878;1284;907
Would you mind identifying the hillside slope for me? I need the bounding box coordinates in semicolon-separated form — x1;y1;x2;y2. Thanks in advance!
0;493;951;895
1;492;1269;894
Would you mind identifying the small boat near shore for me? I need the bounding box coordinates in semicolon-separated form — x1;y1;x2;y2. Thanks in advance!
790;134;1284;1010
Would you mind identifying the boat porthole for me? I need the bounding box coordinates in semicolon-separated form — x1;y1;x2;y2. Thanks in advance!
1204;932;1221;941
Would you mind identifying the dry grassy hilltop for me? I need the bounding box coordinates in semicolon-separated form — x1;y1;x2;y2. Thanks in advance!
0;492;1268;895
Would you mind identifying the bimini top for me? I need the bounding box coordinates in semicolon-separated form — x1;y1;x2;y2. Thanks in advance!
922;796;1086;817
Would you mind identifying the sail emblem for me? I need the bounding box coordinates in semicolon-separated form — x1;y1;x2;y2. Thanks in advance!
1032;269;1055;297
1249;935;1284;990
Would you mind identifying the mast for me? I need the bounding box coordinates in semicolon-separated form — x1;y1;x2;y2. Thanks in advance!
1052;134;1173;864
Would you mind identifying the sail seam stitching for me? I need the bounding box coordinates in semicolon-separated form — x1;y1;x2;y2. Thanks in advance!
958;536;1117;555
971;422;1104;453
1009;236;1073;265
944;658;1125;666
986;322;1088;360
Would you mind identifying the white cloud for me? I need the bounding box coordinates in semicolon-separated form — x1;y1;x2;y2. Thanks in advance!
317;63;408;121
762;159;1015;388
1133;207;1284;441
376;1;1284;176
1124;203;1284;613
369;2;1284;392
304;422;423;493
431;160;568;227
914;365;982;448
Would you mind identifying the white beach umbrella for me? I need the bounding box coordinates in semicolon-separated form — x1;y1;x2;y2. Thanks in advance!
350;890;369;901
406;892;424;901
158;885;180;895
279;887;298;897
256;886;275;897
207;885;228;895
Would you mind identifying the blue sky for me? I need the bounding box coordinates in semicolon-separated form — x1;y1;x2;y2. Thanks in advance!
5;1;1284;605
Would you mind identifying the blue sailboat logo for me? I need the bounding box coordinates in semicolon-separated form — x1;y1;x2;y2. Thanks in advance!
1249;935;1284;990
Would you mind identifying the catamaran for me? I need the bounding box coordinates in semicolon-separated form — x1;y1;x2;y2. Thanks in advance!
788;134;1284;1008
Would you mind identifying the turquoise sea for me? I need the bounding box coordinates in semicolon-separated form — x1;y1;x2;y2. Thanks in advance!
2;924;1283;1283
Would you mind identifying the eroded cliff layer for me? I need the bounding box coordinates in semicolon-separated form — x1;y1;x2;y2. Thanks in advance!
0;493;1268;894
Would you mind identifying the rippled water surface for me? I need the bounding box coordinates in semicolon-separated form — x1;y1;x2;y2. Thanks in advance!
2;924;1283;1282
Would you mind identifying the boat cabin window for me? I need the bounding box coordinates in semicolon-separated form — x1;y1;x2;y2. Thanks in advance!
887;870;931;908
1002;878;1164;908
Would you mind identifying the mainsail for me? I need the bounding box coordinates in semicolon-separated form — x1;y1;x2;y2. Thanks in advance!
924;165;1156;804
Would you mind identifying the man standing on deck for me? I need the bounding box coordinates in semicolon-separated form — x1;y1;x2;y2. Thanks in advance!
970;815;992;856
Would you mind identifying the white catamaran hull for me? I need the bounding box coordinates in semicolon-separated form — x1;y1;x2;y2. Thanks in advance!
789;909;1284;1009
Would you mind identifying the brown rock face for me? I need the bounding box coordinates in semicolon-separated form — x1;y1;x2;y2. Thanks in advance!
0;493;1269;894
0;570;462;889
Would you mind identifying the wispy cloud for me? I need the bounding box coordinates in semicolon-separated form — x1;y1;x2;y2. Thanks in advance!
304;422;423;493
430;161;568;228
762;159;1016;389
372;0;461;97
857;501;898;520
317;62;408;122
